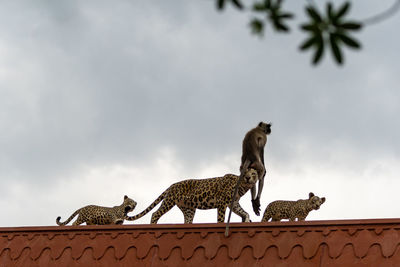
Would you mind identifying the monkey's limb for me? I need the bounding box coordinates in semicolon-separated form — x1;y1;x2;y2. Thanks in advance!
251;185;257;200
225;159;251;237
256;172;265;200
252;166;265;215
251;199;260;215
250;186;260;215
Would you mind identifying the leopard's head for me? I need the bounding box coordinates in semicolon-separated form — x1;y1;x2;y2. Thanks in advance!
123;195;137;214
243;168;258;185
307;192;326;210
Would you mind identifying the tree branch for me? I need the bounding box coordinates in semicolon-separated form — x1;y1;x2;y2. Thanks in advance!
362;0;400;25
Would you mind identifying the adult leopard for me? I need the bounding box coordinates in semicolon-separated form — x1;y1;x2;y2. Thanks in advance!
125;169;258;224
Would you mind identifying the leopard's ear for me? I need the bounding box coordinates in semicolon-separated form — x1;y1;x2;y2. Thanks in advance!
309;192;315;199
124;195;128;200
321;197;326;203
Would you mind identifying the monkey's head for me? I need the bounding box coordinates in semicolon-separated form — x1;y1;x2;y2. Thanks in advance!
258;122;272;135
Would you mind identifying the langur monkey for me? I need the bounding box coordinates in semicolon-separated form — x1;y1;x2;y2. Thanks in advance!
225;122;271;236
240;121;271;215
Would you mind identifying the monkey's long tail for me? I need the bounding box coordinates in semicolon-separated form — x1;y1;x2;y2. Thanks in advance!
56;209;81;226
225;160;251;237
125;191;167;221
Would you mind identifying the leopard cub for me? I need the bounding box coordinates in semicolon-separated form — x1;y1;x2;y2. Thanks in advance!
261;192;325;222
56;195;137;226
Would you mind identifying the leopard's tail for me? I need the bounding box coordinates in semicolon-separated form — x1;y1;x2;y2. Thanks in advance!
56;209;81;226
125;191;167;221
261;207;272;222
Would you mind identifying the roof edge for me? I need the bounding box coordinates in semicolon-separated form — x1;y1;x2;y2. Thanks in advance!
1;218;400;233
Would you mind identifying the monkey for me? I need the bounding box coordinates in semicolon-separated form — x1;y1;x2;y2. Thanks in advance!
240;121;271;216
225;122;271;236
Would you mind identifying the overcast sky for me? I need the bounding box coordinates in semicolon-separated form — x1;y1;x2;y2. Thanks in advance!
1;0;399;227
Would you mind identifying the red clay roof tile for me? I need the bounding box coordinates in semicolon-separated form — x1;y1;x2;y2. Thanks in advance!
1;219;400;266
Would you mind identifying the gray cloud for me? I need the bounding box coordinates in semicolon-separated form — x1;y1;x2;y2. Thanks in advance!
1;0;400;225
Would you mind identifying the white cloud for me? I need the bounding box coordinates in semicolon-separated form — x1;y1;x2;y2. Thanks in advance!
1;0;400;227
3;145;399;227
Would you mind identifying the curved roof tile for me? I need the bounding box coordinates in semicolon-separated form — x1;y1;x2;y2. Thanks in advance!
1;219;400;266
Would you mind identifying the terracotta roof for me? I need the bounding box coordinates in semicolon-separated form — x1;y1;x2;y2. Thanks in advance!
1;219;400;266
